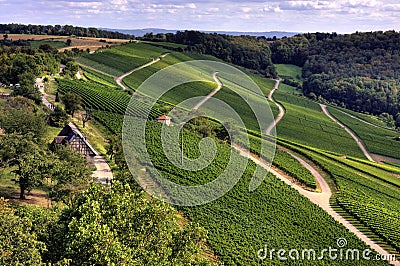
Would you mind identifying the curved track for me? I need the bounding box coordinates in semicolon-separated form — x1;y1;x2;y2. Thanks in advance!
266;79;285;135
320;104;375;162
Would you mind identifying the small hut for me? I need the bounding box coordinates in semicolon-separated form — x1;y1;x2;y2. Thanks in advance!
156;115;171;126
52;123;98;157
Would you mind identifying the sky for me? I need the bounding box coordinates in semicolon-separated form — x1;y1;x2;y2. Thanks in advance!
2;0;400;33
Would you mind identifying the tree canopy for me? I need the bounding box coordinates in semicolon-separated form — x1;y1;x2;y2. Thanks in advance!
270;31;400;122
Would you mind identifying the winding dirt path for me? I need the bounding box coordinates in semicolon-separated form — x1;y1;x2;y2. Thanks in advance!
320;104;375;162
37;78;113;186
193;72;222;110
233;144;398;265
36;78;55;111
203;74;396;264
335;107;393;130
266;79;285;135
115;53;170;90
76;62;115;78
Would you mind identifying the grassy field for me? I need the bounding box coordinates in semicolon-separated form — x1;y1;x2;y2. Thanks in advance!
275;64;302;82
30;40;66;49
0;87;12;94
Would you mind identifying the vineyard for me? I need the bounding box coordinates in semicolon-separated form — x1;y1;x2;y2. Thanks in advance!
56;79;161;119
122;52;214;90
273;149;317;189
55;43;400;264
277;138;400;254
77;42;171;76
81;66;118;88
327;106;400;159
273;89;365;158
127;121;386;265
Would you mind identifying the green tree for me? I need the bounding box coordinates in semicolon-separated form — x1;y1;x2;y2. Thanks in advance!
13;72;40;101
62;92;81;117
0;198;45;265
62;61;79;78
82;110;91;128
0;98;47;141
49;146;92;204
106;134;121;161
39;43;58;54
52;182;212;265
49;106;69;127
55;91;60;102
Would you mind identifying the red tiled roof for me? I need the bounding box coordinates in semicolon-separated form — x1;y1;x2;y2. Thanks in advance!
156;115;171;120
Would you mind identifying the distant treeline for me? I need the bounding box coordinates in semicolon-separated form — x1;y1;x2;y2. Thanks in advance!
271;31;400;125
0;23;134;39
142;31;277;78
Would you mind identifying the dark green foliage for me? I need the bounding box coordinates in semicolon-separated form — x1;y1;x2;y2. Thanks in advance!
62;92;81;116
50;182;212;265
0;23;134;39
38;43;59;54
0;45;60;86
0;134;47;199
62;61;79;78
0;97;47;140
49;106;68;127
271;31;400;119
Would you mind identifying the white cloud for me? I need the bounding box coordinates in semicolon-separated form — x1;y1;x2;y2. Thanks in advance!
274;6;283;12
241;7;252;12
1;0;399;33
110;0;127;5
207;7;219;12
185;3;197;9
67;1;102;8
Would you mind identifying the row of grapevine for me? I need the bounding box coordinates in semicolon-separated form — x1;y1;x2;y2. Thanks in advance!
273;150;317;189
78;42;171;76
328;106;400;159
121;120;386;265
57;79;161;119
278;138;400;254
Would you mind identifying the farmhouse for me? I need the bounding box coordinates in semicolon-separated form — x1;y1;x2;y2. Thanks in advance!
156;115;171;126
52;123;98;157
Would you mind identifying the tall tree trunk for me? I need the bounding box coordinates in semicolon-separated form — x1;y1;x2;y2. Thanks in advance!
19;185;26;200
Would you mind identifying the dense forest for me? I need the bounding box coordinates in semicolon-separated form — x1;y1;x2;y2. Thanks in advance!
144;30;277;78
270;31;400;125
0;23;134;39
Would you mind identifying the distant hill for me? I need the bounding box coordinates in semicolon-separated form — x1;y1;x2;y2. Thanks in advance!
100;28;300;38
